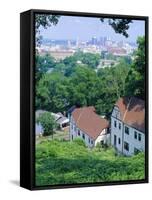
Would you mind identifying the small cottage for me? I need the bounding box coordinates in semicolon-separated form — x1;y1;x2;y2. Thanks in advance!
70;106;109;147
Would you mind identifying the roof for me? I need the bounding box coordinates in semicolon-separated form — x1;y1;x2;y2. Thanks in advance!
56;116;69;124
114;97;145;133
72;106;109;140
36;110;69;125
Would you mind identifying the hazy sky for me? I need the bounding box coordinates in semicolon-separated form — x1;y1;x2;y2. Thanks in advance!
39;15;145;43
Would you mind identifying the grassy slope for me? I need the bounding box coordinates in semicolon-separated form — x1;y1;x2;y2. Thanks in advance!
36;139;145;186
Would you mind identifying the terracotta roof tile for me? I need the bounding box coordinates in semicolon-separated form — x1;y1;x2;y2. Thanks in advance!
115;97;145;133
72;106;109;140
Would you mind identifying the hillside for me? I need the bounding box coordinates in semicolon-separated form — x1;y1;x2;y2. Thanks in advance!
36;139;145;186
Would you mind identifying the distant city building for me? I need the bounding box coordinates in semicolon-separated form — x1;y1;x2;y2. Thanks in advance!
39;50;75;60
107;47;127;56
91;36;98;45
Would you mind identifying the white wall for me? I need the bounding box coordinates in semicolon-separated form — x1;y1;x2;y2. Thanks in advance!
111;116;145;156
0;0;152;200
123;125;145;156
111;116;123;152
70;116;94;147
95;129;107;146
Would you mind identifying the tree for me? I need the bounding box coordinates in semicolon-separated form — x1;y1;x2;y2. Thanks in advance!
68;66;99;106
35;14;60;46
100;18;132;37
36;72;69;112
36;53;56;81
96;60;130;116
81;53;100;69
125;37;145;99
36;112;57;137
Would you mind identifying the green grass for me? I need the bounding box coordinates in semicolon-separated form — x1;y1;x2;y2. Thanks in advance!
35;139;145;186
36;129;69;144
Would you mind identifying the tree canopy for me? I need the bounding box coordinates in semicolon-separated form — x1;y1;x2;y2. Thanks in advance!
35;14;60;46
36;54;130;117
100;18;132;37
36;112;57;137
125;36;145;99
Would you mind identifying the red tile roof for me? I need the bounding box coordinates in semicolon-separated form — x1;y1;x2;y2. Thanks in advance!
72;106;109;140
115;97;145;133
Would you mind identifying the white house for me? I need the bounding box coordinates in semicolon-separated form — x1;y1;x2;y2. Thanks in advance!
35;110;69;136
52;112;69;129
70;106;109;147
111;97;145;156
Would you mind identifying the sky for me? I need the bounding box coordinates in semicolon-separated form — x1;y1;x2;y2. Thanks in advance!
38;15;145;43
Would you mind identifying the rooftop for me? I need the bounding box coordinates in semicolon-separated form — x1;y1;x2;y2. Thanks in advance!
115;97;145;133
72;106;109;140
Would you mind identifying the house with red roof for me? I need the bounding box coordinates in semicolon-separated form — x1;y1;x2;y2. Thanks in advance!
111;97;145;156
70;106;109;147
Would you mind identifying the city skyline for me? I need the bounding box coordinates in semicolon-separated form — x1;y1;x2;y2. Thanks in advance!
39;15;145;43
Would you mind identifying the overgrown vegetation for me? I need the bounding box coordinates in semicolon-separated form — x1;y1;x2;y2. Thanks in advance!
35;52;131;116
36;139;145;186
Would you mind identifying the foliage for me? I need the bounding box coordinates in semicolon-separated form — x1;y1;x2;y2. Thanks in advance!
73;138;86;147
125;36;145;99
36;112;57;137
36;140;145;186
80;52;101;68
36;56;130;116
35;14;60;46
100;18;132;37
35;53;56;81
36;72;69;112
96;60;130;116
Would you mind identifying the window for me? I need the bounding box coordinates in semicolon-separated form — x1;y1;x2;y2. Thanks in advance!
91;140;93;145
138;133;141;141
119;123;121;130
82;133;85;140
134;131;137;139
78;129;80;136
118;138;121;144
114;120;117;128
124;142;129;151
88;138;90;143
125;126;129;135
72;135;73;140
134;148;140;155
114;135;117;146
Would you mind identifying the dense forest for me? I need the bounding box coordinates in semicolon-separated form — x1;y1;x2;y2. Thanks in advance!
35;37;145;117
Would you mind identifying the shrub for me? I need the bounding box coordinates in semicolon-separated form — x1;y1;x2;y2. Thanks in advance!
73;138;86;147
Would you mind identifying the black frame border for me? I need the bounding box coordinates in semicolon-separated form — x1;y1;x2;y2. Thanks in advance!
20;9;149;190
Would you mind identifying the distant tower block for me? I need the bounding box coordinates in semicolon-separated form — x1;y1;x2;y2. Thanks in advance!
76;37;79;48
68;40;71;48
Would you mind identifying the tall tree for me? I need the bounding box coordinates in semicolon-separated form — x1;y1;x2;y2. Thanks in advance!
125;36;145;99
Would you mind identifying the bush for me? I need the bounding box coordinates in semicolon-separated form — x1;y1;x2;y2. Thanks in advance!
36;140;145;186
72;138;86;147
